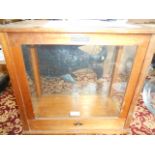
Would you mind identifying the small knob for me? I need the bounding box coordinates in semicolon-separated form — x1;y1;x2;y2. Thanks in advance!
73;122;83;126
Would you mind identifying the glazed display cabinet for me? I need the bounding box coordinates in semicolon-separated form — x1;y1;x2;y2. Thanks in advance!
0;20;155;134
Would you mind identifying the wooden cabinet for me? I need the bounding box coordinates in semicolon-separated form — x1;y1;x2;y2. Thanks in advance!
0;20;155;134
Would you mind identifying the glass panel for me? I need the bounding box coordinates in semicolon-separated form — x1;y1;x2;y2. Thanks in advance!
22;45;137;118
142;54;155;114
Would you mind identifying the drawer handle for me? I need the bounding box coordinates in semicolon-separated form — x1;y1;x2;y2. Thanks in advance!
73;122;83;126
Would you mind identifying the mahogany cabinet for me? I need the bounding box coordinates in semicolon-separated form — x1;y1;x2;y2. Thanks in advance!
0;20;155;134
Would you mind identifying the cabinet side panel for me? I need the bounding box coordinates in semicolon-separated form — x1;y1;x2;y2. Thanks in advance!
0;32;29;131
119;35;150;118
125;34;155;128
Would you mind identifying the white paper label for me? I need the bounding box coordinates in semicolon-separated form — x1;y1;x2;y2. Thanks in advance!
69;111;80;117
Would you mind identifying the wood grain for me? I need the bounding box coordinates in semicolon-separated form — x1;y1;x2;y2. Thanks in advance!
0;32;29;130
29;118;125;131
9;44;35;119
24;128;129;135
0;20;155;34
8;33;149;45
32;95;120;118
120;35;150;118
125;34;155;128
1;24;153;134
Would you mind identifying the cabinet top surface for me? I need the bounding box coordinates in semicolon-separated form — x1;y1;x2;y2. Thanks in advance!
0;20;155;34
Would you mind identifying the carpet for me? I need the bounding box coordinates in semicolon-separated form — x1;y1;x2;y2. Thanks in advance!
0;86;155;135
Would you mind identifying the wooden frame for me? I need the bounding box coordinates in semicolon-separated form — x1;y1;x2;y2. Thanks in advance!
125;35;155;128
0;33;29;130
0;24;153;134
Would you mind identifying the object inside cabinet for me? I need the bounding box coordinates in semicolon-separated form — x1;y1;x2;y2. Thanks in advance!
21;44;137;118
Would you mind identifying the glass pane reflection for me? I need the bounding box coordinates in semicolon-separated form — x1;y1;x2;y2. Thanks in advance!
22;45;137;118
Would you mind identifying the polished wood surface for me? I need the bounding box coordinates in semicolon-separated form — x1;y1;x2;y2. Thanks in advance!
7;33;151;134
120;35;150;118
125;34;155;128
32;95;120;118
9;44;35;119
30;46;42;97
29;118;125;131
24;129;129;135
0;22;153;134
8;33;149;46
0;20;155;34
0;33;29;130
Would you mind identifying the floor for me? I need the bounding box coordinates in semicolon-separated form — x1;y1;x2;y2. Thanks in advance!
0;86;155;135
